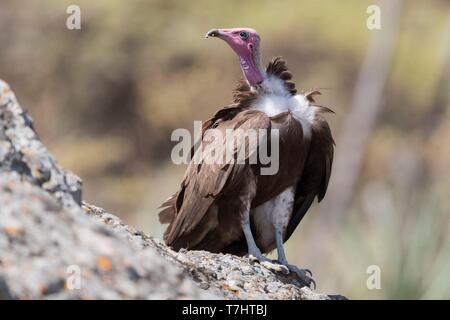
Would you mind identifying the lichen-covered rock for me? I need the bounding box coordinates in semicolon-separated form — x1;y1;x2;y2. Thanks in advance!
83;203;345;300
0;79;346;300
0;172;214;299
0;80;81;209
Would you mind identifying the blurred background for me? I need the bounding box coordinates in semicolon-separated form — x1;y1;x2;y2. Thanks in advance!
1;0;449;299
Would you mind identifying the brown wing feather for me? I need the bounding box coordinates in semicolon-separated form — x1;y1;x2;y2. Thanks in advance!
159;103;247;227
161;110;271;248
285;111;335;241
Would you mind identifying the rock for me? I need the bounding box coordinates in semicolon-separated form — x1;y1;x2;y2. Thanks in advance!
0;79;346;300
0;80;81;209
0;172;213;299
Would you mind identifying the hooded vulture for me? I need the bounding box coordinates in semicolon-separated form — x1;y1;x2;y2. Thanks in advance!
159;28;334;287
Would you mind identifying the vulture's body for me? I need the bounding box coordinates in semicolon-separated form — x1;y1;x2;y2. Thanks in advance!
159;28;334;286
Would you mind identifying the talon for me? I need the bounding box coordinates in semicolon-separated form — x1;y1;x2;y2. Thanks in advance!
283;264;316;288
278;264;289;275
247;253;271;264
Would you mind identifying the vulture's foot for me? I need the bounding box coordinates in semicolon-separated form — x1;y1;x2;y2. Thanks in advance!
250;255;315;288
272;229;316;288
282;263;316;289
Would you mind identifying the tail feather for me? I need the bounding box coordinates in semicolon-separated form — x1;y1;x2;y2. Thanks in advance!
158;194;177;224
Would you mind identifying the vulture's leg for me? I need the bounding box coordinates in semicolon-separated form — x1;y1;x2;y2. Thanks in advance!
274;229;288;264
242;221;288;273
240;172;269;262
242;221;268;262
274;228;315;288
240;172;286;272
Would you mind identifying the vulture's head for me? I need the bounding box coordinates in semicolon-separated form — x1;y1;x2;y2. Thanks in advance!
206;27;264;86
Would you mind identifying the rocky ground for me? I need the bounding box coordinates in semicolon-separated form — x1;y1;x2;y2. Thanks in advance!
0;79;345;300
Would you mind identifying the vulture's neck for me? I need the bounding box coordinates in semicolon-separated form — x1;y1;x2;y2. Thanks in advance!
241;48;265;88
242;51;287;97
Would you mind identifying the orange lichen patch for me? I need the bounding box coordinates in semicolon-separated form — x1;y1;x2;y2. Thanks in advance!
96;256;113;271
3;225;24;237
221;282;241;296
20;147;35;158
83;205;94;215
2;86;10;96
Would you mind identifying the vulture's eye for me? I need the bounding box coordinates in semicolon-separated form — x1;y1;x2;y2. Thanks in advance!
239;31;249;40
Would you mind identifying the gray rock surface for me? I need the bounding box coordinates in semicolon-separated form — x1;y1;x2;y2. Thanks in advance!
0;172;213;299
0;80;81;208
0;79;345;300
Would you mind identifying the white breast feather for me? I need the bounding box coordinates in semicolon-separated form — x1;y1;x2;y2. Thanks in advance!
253;77;316;139
251;186;296;249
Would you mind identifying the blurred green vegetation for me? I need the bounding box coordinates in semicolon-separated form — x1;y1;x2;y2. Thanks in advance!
0;0;449;299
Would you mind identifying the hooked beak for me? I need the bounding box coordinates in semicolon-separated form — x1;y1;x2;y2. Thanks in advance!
205;29;221;39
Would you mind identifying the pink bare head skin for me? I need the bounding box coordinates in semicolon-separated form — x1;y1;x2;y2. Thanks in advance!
206;28;264;87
